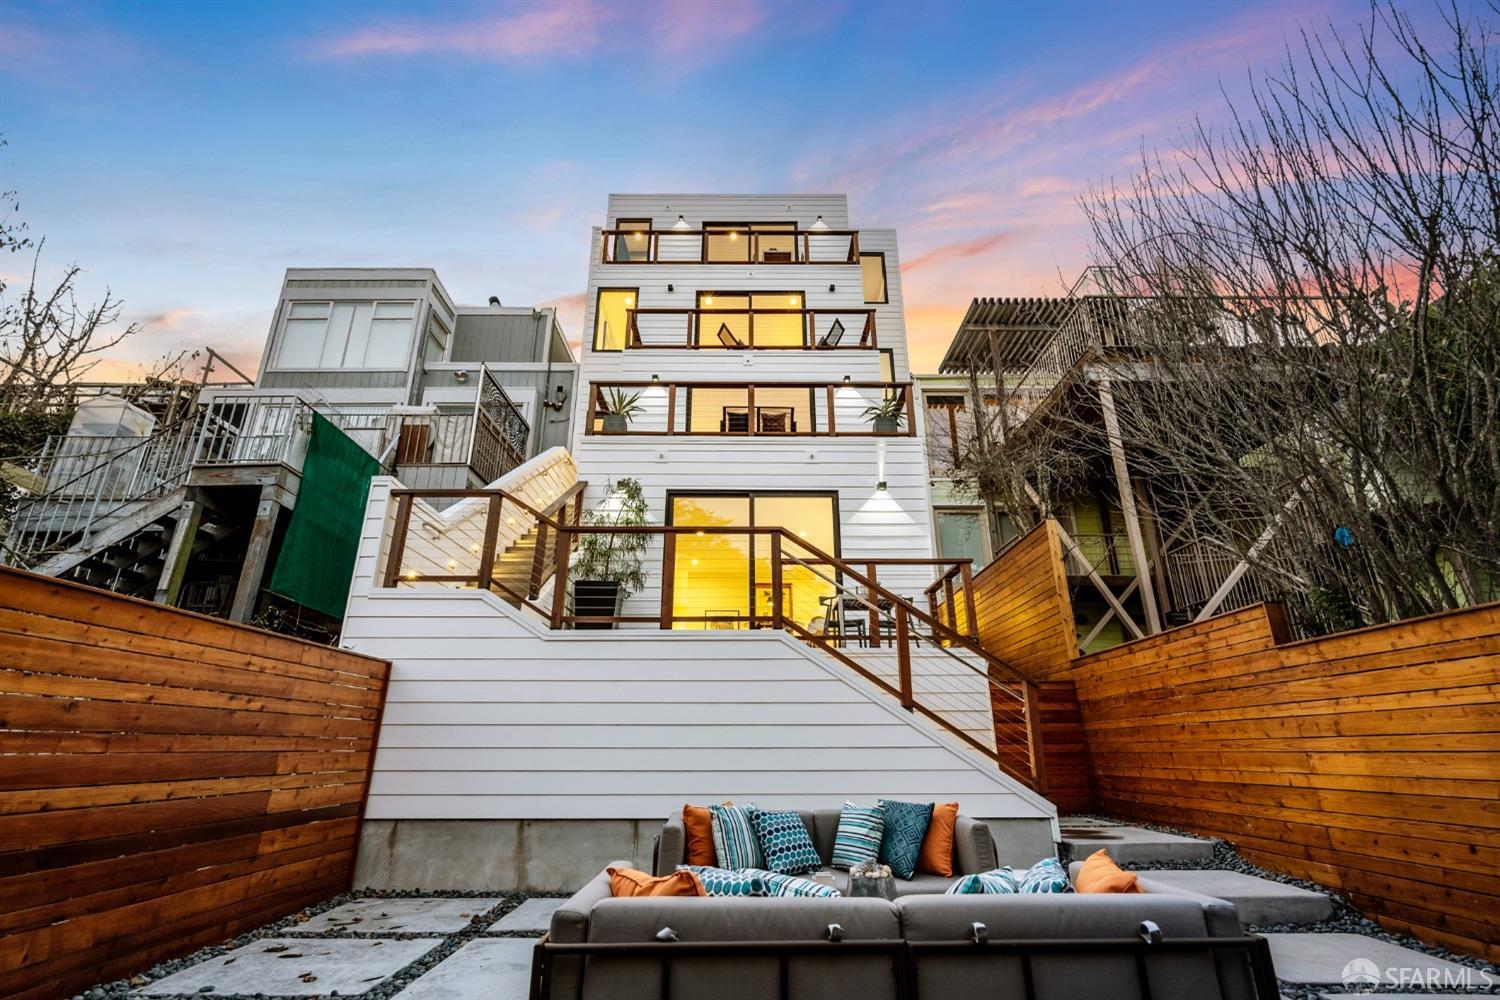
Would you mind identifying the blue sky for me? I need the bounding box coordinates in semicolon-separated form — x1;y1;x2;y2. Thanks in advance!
0;0;1403;374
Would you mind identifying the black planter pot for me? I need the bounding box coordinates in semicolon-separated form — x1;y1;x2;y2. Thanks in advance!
602;414;628;434
572;579;625;629
873;415;901;434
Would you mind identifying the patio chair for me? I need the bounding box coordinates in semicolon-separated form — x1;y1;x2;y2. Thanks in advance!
720;407;751;433
818;318;846;348
756;407;795;433
715;323;747;349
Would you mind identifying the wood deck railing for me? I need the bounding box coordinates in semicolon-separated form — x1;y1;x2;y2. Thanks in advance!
622;307;877;349
380;487;1047;792
584;380;917;437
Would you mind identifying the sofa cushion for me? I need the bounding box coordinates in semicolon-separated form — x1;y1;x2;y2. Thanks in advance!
877;799;933;879
609;866;705;898
677;865;768;897
1076;849;1140;893
899;894;1228;1000
749;808;821;874
917;801;959;876
831;801;885;870
709;803;763;869
582;897;902;1000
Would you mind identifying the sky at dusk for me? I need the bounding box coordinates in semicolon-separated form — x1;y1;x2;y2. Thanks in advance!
0;0;1416;376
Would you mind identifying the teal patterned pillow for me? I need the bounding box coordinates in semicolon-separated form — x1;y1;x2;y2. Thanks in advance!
745;869;843;898
945;868;1021;895
709;803;764;870
677;865;768;897
749;809;821;874
876;799;933;879
1017;857;1074;894
831;801;885;870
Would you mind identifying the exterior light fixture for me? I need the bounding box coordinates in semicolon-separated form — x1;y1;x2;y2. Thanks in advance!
829;284;836;293
454;369;469;382
668;284;674;292
811;215;829;231
876;481;888;492
651;373;661;384
446;559;458;571
673;214;689;230
843;375;852;385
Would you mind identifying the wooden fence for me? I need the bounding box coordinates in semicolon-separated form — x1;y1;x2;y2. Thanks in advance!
965;521;1500;959
0;567;391;1000
1057;602;1500;960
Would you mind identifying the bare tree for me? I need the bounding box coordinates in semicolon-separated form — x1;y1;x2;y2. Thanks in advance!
1073;1;1500;627
0;136;143;413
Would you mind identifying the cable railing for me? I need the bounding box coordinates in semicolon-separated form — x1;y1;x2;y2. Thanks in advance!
584;381;917;437
381;486;1047;792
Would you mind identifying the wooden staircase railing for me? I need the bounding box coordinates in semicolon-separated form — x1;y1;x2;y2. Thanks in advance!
382;487;1048;793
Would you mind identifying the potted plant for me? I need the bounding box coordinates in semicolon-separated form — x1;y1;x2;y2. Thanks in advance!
862;395;908;434
570;477;649;628
599;388;644;434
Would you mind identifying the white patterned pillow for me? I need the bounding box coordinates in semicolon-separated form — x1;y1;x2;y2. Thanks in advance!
945;868;1021;894
709;803;764;869
745;869;842;898
831;801;884;870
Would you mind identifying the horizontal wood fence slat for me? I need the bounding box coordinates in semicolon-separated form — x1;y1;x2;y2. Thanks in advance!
964;521;1500;960
0;566;391;1000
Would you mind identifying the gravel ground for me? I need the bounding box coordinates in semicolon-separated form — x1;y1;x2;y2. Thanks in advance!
1065;814;1500;997
73;888;566;1000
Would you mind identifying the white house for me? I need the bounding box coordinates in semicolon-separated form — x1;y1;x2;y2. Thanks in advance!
339;197;1060;891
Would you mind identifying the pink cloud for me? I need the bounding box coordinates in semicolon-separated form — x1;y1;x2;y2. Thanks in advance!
901;232;1015;273
318;0;800;65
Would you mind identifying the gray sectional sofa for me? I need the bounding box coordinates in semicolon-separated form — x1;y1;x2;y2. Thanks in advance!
530;811;1279;1000
651;807;997;892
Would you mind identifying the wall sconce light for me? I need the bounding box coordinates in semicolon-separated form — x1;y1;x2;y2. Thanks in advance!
876;481;888;492
673;214;689;230
843;375;852;385
667;284;674;293
812;215;829;231
454;369;469;382
650;373;660;384
545;384;568;411
828;284;836;293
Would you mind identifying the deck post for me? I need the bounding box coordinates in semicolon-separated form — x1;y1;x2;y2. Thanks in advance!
1097;375;1162;633
154;498;203;607
550;525;570;629
866;562;880;648
229;483;279;623
477;494;501;593
960;562;978;639
895;606;913;710
660;532;676;629
770;533;784;630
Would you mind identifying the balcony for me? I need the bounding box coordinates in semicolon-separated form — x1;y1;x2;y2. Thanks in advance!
601;225;861;264
623;306;876;349
584;380;916;437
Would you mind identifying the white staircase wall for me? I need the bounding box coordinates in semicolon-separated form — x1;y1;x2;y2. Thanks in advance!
344;476;1056;824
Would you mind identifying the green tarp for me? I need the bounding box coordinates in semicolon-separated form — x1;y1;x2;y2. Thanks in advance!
267;412;381;618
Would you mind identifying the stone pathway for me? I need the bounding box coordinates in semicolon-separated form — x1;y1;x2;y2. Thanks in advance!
1135;869;1332;924
124;895;559;1000
1263;932;1493;990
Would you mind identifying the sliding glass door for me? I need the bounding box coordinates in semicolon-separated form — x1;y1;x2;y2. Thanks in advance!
668;492;837;630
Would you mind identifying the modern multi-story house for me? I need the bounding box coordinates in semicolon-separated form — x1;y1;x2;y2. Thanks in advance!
2;267;576;629
337;196;1059;889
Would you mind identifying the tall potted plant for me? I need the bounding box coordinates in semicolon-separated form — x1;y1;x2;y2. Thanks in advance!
570;477;649;628
600;388;644;434
862;395;908;434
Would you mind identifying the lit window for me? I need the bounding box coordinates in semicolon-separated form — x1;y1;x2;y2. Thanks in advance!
860;252;887;303
594;289;637;351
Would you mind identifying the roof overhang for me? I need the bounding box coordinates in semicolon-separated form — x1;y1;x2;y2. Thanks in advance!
938;297;1075;373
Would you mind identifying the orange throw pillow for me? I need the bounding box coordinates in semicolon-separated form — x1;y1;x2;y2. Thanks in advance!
608;866;705;898
682;801;730;866
1075;849;1140;893
917;801;960;876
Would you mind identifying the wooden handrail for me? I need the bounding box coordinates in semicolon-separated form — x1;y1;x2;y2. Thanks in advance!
382;487;1046;791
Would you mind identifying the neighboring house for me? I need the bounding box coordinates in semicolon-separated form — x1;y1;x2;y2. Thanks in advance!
916;372;1010;571
336;196;1058;888
1;267;577;629
937;274;1291;653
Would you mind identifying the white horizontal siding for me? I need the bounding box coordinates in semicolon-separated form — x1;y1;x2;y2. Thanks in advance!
345;479;1054;824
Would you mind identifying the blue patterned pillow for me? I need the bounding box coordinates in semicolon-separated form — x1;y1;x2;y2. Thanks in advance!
876;799;933;879
945;868;1021;895
749;809;821;874
831;801;885;870
677;865;768;897
709;803;764;870
745;869;842;898
1017;857;1074;894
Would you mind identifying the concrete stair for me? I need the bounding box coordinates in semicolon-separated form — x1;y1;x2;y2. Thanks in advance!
1059;817;1216;865
1136;869;1333;924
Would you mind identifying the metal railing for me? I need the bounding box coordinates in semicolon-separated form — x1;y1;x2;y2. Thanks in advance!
381;487;1047;792
1061;531;1138;578
584;381;916;437
622;307;877;350
601;226;861;265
